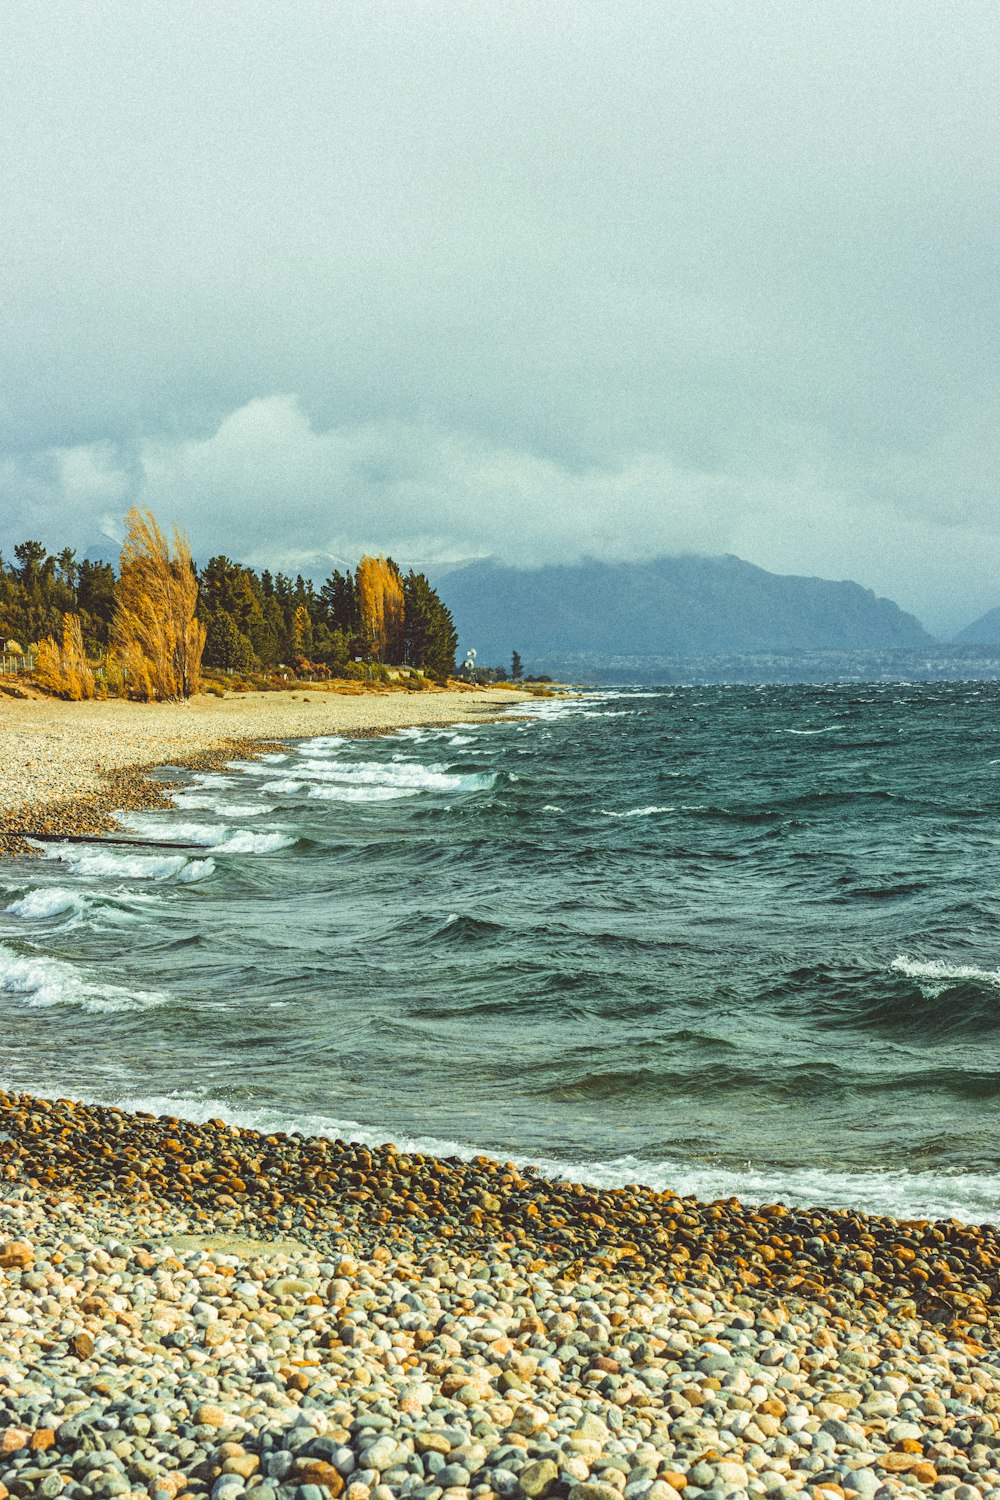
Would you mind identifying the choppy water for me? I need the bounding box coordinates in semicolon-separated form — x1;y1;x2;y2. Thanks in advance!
2;683;1000;1224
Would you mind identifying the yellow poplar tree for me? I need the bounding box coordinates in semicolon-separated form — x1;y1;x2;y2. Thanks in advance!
356;554;404;663
33;614;96;700
292;603;311;656
112;508;206;700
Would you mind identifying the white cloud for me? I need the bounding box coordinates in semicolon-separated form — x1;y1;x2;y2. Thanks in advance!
3;392;1000;636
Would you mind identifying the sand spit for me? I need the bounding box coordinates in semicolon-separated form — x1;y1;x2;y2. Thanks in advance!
0;688;529;853
0;1093;999;1500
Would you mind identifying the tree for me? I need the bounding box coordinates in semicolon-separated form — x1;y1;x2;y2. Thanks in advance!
77;560;116;650
13;541;48;587
291;603;313;656
402;571;458;679
511;650;523;680
203;610;255;672
320;568;359;634
357;555;405;662
34;614;95;700
112;508;206;700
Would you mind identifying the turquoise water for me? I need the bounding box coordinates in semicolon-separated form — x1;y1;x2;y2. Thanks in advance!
2;684;1000;1223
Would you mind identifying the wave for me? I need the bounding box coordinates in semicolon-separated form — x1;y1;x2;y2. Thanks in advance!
169;792;216;810
0;943;165;1013
5;887;85;921
212;830;294;853
891;955;1000;993
116;817;294;854
600;805;675;819
306;784;420;802
264;758;496;795
117;817;228;846
211;802;275;818
85;1088;1000;1224
781;725;845;735
42;846;215;883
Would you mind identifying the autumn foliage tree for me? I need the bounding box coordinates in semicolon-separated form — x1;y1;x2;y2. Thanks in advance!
356;555;405;663
33;614;96;700
112;508;205;700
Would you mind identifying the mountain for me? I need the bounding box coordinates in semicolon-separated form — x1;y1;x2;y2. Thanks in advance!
439;555;933;667
81;539;121;569
954;607;1000;646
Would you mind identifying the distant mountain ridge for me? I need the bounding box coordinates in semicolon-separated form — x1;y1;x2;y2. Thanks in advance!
439;555;933;664
955;606;1000;646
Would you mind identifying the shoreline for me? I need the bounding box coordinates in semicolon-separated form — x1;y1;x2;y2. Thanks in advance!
0;687;532;855
0;1090;998;1498
3;693;1000;1494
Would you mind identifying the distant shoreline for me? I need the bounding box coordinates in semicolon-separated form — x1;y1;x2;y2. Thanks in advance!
0;686;531;854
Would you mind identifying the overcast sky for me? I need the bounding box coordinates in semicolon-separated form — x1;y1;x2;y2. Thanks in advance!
1;2;997;636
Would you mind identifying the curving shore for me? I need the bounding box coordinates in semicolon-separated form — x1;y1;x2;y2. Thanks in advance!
0;1092;998;1500
2;691;1000;1498
0;688;529;853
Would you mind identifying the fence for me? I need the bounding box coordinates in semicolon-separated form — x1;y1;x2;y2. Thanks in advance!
0;654;35;676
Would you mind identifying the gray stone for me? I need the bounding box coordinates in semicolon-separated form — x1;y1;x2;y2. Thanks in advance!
436;1464;471;1488
520;1459;560;1498
212;1478;247;1500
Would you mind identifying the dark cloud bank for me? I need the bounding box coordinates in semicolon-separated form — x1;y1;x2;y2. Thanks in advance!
1;1;997;639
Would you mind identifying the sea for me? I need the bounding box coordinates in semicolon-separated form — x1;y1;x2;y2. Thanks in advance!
2;682;999;1225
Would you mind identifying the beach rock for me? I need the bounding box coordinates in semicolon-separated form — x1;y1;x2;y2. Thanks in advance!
0;1240;33;1270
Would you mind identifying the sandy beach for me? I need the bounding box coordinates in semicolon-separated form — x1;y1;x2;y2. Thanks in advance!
0;688;530;850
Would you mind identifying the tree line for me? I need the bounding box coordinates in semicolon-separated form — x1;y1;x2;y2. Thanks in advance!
0;509;460;699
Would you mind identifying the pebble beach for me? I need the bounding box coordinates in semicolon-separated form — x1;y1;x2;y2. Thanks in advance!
0;1092;998;1500
1;692;999;1500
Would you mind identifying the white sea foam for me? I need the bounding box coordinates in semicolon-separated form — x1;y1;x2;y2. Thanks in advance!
259;752;290;763
5;887;85;921
0;943;164;1013
116;817;228;846
301;736;345;750
448;734;474;745
782;725;845;735
116;816;293;855
506;696;630;720
307;784;420;802
169;792;215;810
212;803;274;818
96;1092;1000;1225
42;846;215;883
600;805;675;819
890;956;1000;992
262;757;495;795
211;830;294;853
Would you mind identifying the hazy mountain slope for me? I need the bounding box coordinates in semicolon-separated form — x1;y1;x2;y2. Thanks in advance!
440;555;933;661
954;606;1000;645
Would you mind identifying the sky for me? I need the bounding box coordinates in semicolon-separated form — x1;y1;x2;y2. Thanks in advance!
1;2;997;638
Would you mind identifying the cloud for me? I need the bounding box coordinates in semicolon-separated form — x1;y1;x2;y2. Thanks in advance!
0;1;998;636
3;392;999;637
